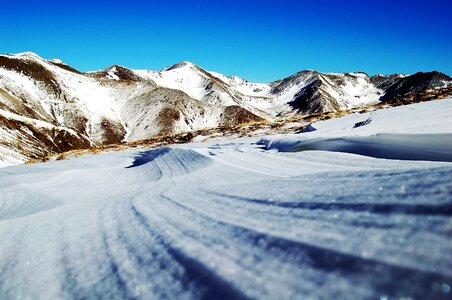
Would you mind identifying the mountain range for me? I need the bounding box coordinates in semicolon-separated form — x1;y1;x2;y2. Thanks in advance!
0;52;451;166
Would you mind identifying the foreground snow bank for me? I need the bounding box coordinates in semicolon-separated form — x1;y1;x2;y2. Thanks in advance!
0;144;451;299
260;133;452;162
260;98;452;162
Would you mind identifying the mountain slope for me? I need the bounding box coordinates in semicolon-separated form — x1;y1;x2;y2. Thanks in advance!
270;71;382;113
0;52;451;166
133;61;278;118
373;71;451;101
132;63;451;116
0;53;263;166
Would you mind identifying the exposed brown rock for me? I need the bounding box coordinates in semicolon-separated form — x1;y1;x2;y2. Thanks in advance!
0;114;91;160
99;119;126;145
382;86;452;106
156;107;181;135
219;105;263;127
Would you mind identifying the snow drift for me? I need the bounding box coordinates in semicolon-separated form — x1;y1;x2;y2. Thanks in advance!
0;98;451;299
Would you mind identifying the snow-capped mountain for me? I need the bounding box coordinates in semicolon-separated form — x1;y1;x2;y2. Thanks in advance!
371;71;451;101
0;51;450;166
127;61;278;118
270;71;384;114
0;53;261;165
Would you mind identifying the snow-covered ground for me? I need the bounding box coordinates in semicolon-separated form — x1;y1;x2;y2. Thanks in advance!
0;99;451;299
260;98;452;162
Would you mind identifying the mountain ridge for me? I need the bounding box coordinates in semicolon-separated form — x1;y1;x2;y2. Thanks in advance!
0;51;451;166
4;51;450;84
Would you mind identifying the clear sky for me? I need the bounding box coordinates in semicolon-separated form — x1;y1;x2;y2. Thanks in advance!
1;0;451;82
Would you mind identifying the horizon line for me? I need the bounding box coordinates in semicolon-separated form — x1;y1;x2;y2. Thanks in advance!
1;51;449;83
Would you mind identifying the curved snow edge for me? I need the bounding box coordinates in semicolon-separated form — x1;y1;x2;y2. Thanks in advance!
258;133;452;162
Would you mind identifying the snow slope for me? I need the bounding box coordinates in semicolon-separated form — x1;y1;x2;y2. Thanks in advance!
132;65;387;117
260;98;452;162
133;62;279;118
269;71;384;114
0;99;451;299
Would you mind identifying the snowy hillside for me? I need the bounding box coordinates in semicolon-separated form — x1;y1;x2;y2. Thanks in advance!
0;53;262;166
133;62;279;118
0;98;451;299
109;59;452;118
268;71;382;113
0;51;451;166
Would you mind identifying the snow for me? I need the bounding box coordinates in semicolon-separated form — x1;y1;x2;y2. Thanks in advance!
135;65;366;119
0;144;26;167
46;61;124;123
134;64;223;104
260;98;452;162
262;133;452;162
269;98;452;139
0;108;78;135
208;72;272;97
0;53;134;145
134;64;287;117
0;67;54;113
5;51;42;60
314;73;382;108
0;98;451;299
0;53;402;169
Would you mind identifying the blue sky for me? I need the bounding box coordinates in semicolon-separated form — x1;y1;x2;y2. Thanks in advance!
1;0;451;82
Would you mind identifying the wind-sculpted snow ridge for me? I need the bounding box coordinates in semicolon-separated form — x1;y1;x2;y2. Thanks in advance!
261;97;452;161
261;133;452;162
0;140;451;300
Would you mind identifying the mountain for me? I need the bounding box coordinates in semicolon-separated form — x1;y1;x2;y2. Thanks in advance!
0;53;262;165
0;52;450;166
372;71;451;101
272;71;383;113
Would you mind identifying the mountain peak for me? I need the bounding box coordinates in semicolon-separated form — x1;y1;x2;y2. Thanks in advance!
163;61;197;71
102;65;142;81
10;51;44;60
105;64;131;72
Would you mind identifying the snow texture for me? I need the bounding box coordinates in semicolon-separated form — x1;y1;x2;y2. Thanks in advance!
260;98;452;162
0;99;451;299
